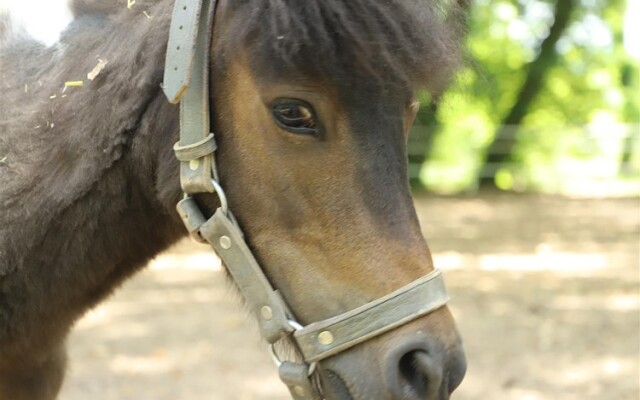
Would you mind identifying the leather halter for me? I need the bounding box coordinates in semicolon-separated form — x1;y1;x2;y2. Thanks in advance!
162;1;450;398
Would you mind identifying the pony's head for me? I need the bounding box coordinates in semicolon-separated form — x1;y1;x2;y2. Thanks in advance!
202;0;467;397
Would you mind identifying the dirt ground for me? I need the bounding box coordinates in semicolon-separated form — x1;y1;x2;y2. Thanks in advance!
59;194;639;400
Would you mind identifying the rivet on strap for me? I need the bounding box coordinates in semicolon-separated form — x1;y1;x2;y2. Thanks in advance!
199;209;295;343
293;270;449;363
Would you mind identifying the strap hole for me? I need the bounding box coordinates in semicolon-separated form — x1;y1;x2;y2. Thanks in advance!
176;45;180;50
179;25;183;30
183;6;187;10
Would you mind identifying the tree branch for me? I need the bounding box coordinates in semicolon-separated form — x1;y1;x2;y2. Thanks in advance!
479;0;576;187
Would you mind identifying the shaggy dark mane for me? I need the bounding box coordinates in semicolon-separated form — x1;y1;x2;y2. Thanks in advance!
0;0;180;319
223;0;465;94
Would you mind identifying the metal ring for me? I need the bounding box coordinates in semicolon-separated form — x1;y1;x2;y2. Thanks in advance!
288;319;304;331
180;179;228;214
307;361;318;376
268;320;304;368
210;178;228;215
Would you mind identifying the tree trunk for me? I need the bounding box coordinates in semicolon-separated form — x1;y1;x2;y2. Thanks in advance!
409;101;439;190
479;0;576;189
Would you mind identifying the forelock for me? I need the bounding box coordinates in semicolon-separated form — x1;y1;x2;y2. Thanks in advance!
220;0;466;94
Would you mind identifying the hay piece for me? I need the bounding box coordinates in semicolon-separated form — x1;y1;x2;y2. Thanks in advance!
87;59;108;81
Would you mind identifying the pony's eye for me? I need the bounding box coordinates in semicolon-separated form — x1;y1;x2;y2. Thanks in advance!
271;99;318;135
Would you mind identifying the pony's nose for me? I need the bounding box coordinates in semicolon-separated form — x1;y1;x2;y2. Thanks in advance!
384;340;466;399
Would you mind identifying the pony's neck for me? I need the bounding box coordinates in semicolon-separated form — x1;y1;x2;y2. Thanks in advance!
0;0;185;286
0;1;189;353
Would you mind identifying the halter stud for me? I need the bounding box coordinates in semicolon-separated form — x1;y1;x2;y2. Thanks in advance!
293;386;306;397
261;306;274;320
219;235;231;249
318;331;334;345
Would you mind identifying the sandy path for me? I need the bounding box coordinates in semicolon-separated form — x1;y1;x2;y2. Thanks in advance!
60;194;640;399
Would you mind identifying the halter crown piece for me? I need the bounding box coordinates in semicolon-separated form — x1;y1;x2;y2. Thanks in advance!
162;1;450;398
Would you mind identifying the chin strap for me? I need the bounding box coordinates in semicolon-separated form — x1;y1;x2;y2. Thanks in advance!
163;1;450;399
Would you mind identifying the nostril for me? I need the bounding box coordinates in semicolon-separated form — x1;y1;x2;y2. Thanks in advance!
385;339;449;400
398;350;434;397
385;342;446;400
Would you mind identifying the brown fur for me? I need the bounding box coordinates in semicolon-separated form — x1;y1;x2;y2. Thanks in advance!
0;0;466;398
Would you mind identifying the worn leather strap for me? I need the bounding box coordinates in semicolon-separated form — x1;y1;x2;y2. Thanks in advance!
183;201;449;364
163;0;203;103
199;209;295;343
279;362;323;400
173;133;217;162
178;200;449;365
165;0;218;194
293;270;448;363
176;196;209;242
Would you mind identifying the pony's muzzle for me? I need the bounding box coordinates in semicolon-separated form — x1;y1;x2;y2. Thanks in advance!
317;316;466;400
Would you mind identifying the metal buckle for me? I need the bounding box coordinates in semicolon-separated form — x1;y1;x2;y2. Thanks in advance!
208;178;228;216
268;320;318;377
178;178;229;244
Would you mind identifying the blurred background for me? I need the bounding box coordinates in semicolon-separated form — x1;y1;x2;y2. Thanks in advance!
2;0;638;398
408;0;639;196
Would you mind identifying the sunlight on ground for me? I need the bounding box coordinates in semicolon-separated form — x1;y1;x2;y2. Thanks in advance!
559;358;635;385
551;294;639;312
149;240;631;276
147;251;222;271
433;251;613;273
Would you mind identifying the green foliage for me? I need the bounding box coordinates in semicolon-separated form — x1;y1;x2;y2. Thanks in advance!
412;0;639;194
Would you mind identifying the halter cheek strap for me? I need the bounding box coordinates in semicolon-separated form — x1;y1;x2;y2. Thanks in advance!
164;0;218;194
163;1;450;398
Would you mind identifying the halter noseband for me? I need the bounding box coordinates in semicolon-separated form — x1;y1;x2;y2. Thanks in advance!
162;1;449;398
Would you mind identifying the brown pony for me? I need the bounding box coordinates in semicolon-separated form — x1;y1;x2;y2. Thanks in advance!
0;0;466;398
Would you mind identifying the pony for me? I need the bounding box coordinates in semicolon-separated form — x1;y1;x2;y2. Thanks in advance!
0;0;467;398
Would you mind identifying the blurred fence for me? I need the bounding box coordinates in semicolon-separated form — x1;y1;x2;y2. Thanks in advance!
407;123;640;195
